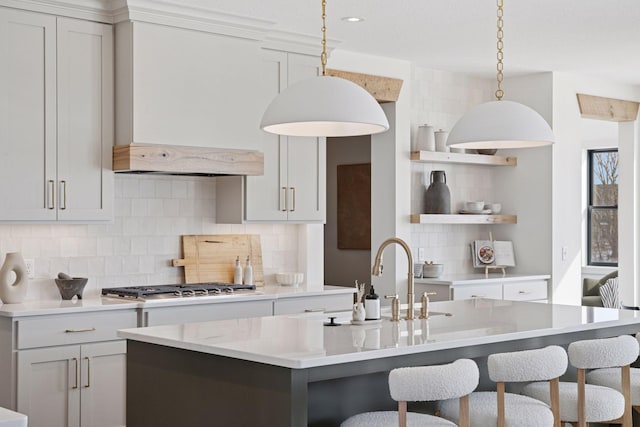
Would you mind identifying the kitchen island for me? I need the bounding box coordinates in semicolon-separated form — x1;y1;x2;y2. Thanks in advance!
118;299;640;426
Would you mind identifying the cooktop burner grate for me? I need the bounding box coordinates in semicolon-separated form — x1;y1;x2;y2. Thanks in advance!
101;283;256;300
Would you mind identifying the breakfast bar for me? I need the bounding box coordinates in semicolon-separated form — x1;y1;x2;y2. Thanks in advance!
118;299;640;426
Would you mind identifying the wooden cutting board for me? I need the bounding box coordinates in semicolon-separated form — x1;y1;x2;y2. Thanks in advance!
172;234;264;286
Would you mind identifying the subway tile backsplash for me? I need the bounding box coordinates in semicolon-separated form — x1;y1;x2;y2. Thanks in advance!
0;175;300;301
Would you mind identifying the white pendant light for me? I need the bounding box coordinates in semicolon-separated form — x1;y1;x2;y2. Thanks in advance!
448;0;555;149
260;0;389;137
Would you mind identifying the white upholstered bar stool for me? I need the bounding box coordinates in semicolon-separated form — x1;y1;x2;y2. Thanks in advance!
438;345;567;427
340;359;479;427
585;333;640;424
522;335;639;427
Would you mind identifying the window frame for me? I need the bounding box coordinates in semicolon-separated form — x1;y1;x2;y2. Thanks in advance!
587;148;619;267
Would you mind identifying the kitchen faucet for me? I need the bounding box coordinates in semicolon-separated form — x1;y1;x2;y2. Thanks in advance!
372;237;415;321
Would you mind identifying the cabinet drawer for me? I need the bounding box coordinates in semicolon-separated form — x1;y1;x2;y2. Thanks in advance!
503;280;548;301
143;300;273;327
274;293;354;315
16;310;137;349
452;284;502;300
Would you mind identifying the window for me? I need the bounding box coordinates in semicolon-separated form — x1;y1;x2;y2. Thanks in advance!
587;149;618;266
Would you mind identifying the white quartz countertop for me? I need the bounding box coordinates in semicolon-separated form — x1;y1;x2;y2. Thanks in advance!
415;273;551;285
0;407;27;427
0;285;354;317
117;299;640;369
0;297;139;317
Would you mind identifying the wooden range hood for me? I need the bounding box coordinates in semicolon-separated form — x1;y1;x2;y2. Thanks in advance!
113;143;264;176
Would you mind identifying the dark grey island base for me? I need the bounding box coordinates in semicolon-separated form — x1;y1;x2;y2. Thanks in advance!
125;322;640;427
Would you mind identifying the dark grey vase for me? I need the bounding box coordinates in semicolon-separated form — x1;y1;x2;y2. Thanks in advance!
424;170;451;214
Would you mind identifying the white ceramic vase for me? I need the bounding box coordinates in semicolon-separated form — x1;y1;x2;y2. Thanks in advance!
0;252;28;304
352;302;366;322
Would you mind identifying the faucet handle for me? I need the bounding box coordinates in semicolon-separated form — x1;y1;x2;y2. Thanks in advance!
419;292;437;319
385;294;400;321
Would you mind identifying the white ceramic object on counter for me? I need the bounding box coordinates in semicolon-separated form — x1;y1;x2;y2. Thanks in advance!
422;263;444;278
0;407;27;427
0;252;28;304
276;272;304;287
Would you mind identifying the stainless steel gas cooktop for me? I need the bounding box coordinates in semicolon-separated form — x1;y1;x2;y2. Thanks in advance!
101;283;256;300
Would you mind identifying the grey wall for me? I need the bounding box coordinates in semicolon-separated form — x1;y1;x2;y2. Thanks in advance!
324;136;371;287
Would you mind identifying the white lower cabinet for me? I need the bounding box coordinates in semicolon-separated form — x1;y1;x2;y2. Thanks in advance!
416;276;549;302
142;299;273;326
452;284;503;301
273;293;354;315
17;340;126;427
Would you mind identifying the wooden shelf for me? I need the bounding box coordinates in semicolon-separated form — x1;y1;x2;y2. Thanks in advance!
410;214;517;225
410;151;517;166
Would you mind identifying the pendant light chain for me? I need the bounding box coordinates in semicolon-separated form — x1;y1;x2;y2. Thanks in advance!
321;0;328;76
495;0;504;100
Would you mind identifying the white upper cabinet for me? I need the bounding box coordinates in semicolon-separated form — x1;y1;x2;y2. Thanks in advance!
0;8;113;222
115;21;262;151
56;17;113;221
217;50;326;223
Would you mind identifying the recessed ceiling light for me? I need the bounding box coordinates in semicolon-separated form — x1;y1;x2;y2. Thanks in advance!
341;16;365;23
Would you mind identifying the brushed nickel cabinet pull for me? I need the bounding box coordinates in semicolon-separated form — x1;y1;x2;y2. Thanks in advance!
60;180;67;210
281;187;287;212
70;358;79;389
48;180;55;209
290;187;296;212
84;357;90;388
65;327;96;333
518;290;531;294
470;294;486;298
303;308;325;313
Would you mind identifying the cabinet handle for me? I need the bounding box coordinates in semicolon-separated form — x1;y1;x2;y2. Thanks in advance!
304;308;325;313
470;295;486;298
281;187;287;212
65;327;96;333
60;180;67;210
518;290;531;294
70;358;79;389
290;187;296;212
48;180;55;209
84;357;91;388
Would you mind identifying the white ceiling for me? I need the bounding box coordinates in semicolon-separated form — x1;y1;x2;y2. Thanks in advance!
187;0;640;87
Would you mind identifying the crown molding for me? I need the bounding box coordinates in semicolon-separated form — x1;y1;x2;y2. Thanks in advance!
111;0;274;40
2;0;341;51
0;0;113;22
262;29;339;57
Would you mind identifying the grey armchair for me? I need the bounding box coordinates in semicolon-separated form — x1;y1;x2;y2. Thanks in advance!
582;270;618;307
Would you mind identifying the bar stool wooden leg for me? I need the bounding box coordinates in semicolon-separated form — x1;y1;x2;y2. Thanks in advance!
497;382;506;427
549;377;561;427
577;368;587;427
398;401;407;427
458;394;470;427
621;365;632;427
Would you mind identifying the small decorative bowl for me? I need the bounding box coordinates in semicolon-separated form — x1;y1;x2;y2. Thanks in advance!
276;272;304;287
54;278;88;300
422;263;444;278
465;201;485;211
